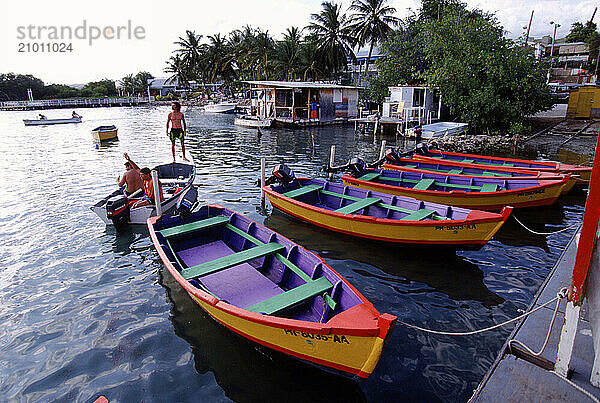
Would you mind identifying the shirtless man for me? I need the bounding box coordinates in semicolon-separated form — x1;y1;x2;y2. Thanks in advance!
123;155;164;208
166;101;189;162
117;153;144;196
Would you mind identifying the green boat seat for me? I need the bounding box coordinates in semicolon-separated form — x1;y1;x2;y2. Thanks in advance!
405;164;418;168
480;183;499;192
502;163;514;167
247;276;333;315
401;209;436;221
159;216;230;238
462;159;475;163
413;178;436;190
283;185;323;198
358;172;381;181
335;197;381;214
448;169;463;174
181;242;285;279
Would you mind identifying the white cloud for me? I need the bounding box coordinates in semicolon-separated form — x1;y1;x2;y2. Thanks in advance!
0;0;597;84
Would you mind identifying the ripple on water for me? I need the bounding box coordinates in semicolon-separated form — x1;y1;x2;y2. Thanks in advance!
0;106;587;402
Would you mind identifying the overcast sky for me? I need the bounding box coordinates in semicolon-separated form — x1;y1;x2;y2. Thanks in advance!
1;0;597;84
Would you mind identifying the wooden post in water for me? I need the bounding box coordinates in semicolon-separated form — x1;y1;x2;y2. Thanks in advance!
379;140;387;160
151;170;162;216
260;158;266;206
328;145;336;181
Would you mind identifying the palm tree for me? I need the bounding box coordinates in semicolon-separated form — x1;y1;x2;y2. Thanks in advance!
119;74;135;96
164;53;190;91
298;34;326;81
349;0;399;82
275;27;302;80
250;29;275;80
307;1;356;80
174;30;204;80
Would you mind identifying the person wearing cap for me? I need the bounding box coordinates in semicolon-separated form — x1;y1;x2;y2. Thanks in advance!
118;153;144;196
132;167;164;208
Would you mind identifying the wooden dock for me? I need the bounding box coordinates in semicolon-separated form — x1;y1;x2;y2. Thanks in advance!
0;96;153;111
471;228;600;402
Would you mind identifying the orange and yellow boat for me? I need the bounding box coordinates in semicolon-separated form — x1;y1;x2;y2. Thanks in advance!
341;168;569;211
264;177;512;246
148;204;396;379
414;149;591;182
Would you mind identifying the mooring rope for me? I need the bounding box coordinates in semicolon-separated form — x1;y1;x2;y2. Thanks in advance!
512;214;580;236
396;288;568;336
551;371;600;403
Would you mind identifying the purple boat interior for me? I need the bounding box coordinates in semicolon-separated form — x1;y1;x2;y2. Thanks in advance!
428;153;553;169
153;205;363;322
387;159;536;178
270;178;473;221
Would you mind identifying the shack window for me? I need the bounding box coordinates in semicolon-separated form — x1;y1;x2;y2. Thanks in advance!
413;88;425;107
333;89;342;103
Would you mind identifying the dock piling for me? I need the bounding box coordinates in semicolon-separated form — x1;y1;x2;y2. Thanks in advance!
379;140;387;160
260;158;266;206
151;170;162;216
328;145;336;180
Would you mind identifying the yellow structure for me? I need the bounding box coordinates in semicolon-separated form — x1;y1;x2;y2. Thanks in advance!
567;85;600;119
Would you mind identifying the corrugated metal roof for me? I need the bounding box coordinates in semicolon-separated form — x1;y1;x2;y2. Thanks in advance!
243;81;362;90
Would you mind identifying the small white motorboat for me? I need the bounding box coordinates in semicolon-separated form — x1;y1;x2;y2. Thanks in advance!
23;116;82;126
233;115;273;128
203;101;237;113
91;158;196;229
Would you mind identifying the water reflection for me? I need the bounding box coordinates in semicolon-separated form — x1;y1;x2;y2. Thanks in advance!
264;213;504;307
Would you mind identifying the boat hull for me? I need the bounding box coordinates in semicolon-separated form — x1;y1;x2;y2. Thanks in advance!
92;129;118;142
415;150;591;183
234;116;273;128
341;174;567;210
382;161;577;195
264;186;511;246
23;117;82;126
147;206;396;379
204;103;237;113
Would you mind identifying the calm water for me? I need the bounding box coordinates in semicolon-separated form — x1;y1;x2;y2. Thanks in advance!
0;106;587;402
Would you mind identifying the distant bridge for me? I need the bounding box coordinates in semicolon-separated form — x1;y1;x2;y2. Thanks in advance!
0;96;154;111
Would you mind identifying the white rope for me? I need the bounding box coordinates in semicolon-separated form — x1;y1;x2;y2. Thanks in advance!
512;214;580;236
508;287;568;356
551;370;600;402
397;288;568;336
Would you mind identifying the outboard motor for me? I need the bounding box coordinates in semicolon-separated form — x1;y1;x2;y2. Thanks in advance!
174;186;198;217
415;142;430;156
348;157;367;178
384;148;402;164
264;164;297;187
106;195;130;231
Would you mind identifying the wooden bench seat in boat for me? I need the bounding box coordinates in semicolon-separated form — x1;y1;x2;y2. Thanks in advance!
247;276;333;315
159;216;230;238
400;209;436;221
283;184;323;198
447;169;463;174
335;197;381;214
480;183;499;192
462;159;475;163
358;172;381;181
413;178;436;190
181;242;285;279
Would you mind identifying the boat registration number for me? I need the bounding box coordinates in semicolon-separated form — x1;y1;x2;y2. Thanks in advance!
435;224;477;231
284;329;350;344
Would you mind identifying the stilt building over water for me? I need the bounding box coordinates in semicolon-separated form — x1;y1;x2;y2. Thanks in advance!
243;81;361;127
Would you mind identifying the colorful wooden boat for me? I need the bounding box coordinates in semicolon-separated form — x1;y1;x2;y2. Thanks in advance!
341;168;569;210
148;204;396;379
414;149;591;182
264;177;512;246
23;116;82;126
382;157;577;195
91;125;118;142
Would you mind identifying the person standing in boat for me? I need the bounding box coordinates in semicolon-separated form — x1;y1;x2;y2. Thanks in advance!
118;153;144;196
166;101;189;162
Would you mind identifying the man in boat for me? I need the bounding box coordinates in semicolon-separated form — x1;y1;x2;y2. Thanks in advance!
166;101;189;162
122;155;163;208
72;111;81;118
39;114;46;120
118;153;144;197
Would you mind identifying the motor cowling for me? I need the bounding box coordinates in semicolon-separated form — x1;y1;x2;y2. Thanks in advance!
415;142;429;156
384;148;402;164
348;157;367;178
174;186;198;217
106;195;130;231
271;164;296;185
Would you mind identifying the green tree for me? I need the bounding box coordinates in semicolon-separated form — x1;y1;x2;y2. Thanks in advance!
566;21;600;73
164;53;190;89
82;79;117;97
133;71;154;94
174;30;205;81
0;73;45;100
348;0;399;83
307;1;356;80
421;1;552;132
275;27;302;80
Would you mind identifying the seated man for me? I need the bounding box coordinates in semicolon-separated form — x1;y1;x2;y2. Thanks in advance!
39;114;46;120
132;167;164;208
72;111;81;118
118;153;144;196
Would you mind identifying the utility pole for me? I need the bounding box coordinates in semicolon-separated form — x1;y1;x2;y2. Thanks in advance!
548;21;560;83
524;10;534;46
